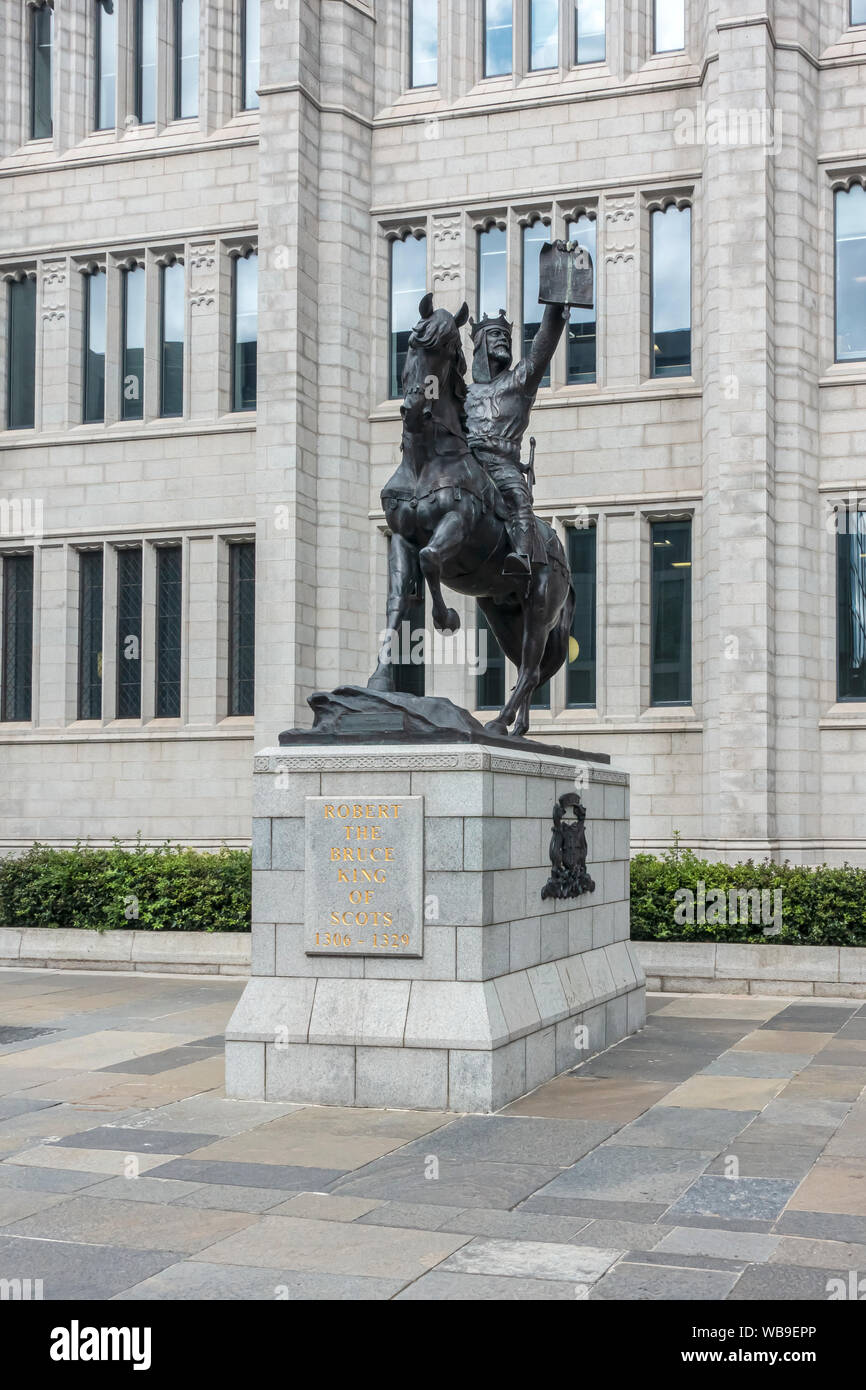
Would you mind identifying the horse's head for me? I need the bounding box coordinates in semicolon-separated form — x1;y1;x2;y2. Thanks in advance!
401;294;469;434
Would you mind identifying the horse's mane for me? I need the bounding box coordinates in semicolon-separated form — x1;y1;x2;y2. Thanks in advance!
408;313;469;430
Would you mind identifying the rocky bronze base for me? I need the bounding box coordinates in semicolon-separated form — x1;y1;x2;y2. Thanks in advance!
278;685;610;765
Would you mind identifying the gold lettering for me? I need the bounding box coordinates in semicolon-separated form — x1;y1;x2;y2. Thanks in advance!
324;805;335;819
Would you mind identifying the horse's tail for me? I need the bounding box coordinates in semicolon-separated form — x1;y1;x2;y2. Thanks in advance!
539;581;576;686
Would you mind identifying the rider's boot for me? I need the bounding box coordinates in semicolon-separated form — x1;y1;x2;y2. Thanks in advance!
502;511;534;578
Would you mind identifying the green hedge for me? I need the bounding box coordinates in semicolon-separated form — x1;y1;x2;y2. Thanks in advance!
631;846;866;947
0;843;252;933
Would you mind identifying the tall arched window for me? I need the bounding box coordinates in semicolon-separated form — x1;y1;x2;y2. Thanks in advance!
651;204;691;378
6;273;37;430
567;214;597;383
95;0;116;130
83;266;107;424
174;0;199;119
836;184;866;363
654;0;684;54
30;2;53;139
389;234;426;399
522;221;551;385
409;0;438;88
575;0;605;64
232;249;258;412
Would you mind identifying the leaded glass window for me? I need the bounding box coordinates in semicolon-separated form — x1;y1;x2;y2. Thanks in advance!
1;554;34;722
228;542;255;716
155;546;182;717
116;547;143;719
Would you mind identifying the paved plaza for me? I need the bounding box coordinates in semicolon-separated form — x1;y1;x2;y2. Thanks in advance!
0;968;864;1301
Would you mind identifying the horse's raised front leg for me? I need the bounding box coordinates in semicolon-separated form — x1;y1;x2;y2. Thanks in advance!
368;534;420;692
418;510;469;634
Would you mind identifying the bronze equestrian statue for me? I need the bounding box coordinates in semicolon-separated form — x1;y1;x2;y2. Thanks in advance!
368;243;587;739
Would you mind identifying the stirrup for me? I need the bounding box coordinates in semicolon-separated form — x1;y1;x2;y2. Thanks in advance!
502;551;531;577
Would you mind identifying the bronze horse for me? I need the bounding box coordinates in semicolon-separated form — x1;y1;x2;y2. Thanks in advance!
368;294;575;738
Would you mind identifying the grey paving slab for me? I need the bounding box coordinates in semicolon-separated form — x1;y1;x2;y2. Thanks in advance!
2;1195;256;1253
666;1176;798;1223
51;1127;222;1155
519;1195;671;1222
99;1044;223;1074
173;1185;306;1214
727;1264;843;1300
703;1145;823;1181
604;1106;757;1153
0;1097;59;1120
621;1250;748;1273
438;1236;623;1284
115;1261;406;1301
654;1226;781;1262
0;1163;107;1193
572;1052;720;1083
760;1007;858;1033
755;1098;852;1129
267;1193;384;1222
775;1210;866;1244
0;1233;181;1301
589;1261;740;1300
146;1159;347;1191
770;1235;866;1270
534;1146;711;1204
396;1115;619;1167
0;1188;72;1223
133;1095;307;1136
355;1201;468;1231
331;1156;561;1209
190;1215;471;1278
734;1118;843;1149
807;1045;866;1068
700;1052;813;1079
556;1218;666;1249
73;1175;203;1204
657;1214;775;1234
435;1208;594;1243
394;1270;581;1300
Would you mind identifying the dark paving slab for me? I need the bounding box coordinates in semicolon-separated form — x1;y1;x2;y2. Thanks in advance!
395;1115;619;1167
760;1005;859;1032
604;1106;757;1154
727;1263;842;1300
665;1176;798;1223
99;1045;224;1074
700;1051;812;1079
331;1155;560;1209
0;1233;180;1300
518;1195;670;1222
589;1261;739;1300
534;1145;711;1204
51;1127;222;1155
146;1159;347;1191
0;1025;60;1044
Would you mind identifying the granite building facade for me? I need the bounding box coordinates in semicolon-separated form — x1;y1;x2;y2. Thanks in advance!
2;0;866;865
